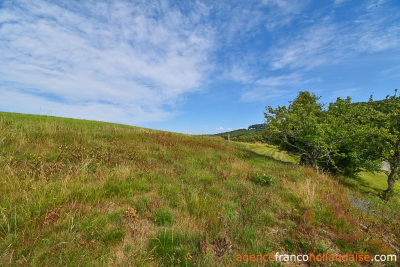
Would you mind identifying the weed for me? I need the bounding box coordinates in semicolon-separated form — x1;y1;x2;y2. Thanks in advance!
250;173;274;186
153;209;173;226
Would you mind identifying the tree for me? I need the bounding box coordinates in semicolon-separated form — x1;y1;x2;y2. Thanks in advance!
265;91;331;168
264;91;381;174
322;97;381;175
367;89;400;200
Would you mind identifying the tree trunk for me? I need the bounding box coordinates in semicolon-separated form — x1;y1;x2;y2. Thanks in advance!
384;154;398;200
384;170;397;200
309;156;318;168
300;154;307;165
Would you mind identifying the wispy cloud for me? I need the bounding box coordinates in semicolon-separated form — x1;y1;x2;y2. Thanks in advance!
0;0;398;128
269;22;338;70
261;0;311;31
240;72;317;102
255;73;316;87
382;65;400;78
216;127;232;132
0;0;215;124
229;64;256;84
334;0;349;6
268;2;400;71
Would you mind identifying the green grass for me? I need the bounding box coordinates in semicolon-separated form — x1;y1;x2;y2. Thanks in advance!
245;142;400;195
0;112;399;266
340;171;400;196
242;142;299;164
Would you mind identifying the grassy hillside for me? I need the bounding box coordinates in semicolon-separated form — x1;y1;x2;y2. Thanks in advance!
0;112;399;266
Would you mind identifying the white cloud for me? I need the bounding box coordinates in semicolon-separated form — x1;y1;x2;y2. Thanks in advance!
1;89;174;124
239;72;320;102
334;0;349;6
357;25;400;52
262;0;309;14
0;0;215;124
256;73;309;87
382;65;400;78
1;0;399;122
229;65;256;84
262;0;311;31
216;127;233;132
268;4;400;71
269;22;338;70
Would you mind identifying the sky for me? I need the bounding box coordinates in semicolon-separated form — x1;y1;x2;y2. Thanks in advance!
0;0;399;134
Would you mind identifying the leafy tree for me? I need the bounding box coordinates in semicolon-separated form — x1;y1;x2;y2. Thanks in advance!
265;91;331;168
265;89;400;199
322;97;381;175
367;89;400;199
264;91;381;174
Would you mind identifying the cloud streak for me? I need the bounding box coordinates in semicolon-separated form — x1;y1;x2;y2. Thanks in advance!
0;0;215;124
240;72;318;102
268;2;400;71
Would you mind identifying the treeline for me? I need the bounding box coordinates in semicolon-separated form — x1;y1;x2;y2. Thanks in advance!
216;124;268;143
264;90;400;200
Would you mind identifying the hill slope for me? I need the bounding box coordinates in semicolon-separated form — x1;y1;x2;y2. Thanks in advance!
215;125;267;143
0;112;399;266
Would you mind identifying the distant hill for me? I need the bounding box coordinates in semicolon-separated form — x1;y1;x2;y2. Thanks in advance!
215;123;268;142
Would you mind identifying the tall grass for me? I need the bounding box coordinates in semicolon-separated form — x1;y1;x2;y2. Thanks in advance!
0;112;399;266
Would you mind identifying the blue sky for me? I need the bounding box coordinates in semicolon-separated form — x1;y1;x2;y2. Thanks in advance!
0;0;399;134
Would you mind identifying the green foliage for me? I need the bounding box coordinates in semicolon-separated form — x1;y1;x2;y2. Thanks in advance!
324;97;382;175
264;89;400;199
265;91;329;168
265;91;381;175
250;173;274;186
366;89;400;199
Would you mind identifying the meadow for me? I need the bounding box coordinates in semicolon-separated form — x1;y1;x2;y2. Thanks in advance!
0;112;399;266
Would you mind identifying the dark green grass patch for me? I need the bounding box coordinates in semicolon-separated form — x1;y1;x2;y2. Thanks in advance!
149;229;200;266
